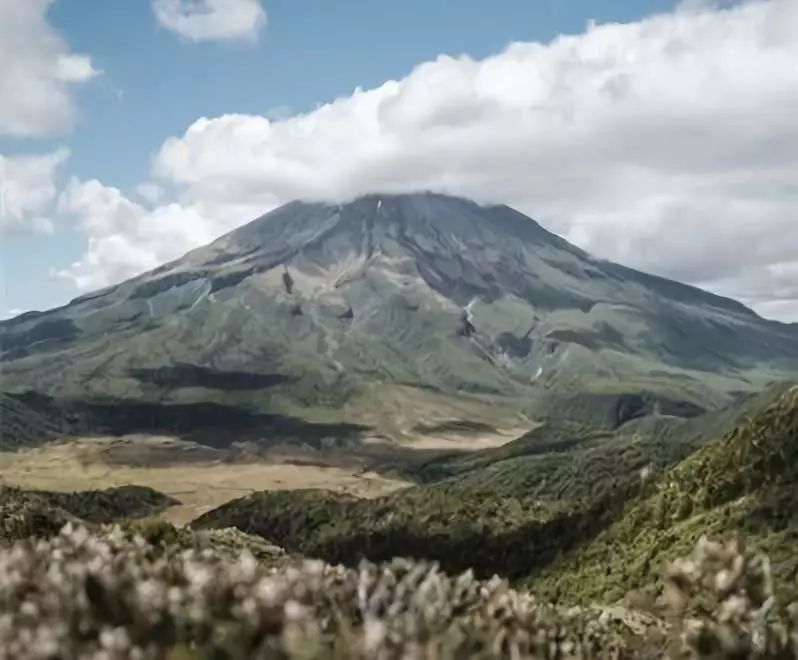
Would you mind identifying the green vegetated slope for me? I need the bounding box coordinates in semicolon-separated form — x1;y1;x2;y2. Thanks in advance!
191;486;618;580
26;485;179;523
414;384;795;502
0;484;290;566
6;389;798;657
0;487;77;543
0;485;175;543
193;384;798;600
532;385;798;605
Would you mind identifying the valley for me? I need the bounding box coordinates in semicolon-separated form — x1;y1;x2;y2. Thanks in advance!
3;381;798;657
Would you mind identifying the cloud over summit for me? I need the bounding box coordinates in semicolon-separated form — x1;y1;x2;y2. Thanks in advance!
53;0;798;320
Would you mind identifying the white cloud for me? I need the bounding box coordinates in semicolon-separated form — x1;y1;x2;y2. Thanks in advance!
135;181;165;205
0;0;98;137
146;0;798;320
55;179;228;291
152;0;266;43
0;149;68;234
61;0;798;321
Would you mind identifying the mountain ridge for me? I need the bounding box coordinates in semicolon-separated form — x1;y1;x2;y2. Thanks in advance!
2;193;766;322
2;192;797;448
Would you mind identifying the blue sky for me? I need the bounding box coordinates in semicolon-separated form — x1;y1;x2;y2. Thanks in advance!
2;0;798;320
21;0;679;190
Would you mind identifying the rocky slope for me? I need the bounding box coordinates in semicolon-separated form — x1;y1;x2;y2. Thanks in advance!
2;193;797;447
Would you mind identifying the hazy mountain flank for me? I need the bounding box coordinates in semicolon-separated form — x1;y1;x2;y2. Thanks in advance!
2;193;797;448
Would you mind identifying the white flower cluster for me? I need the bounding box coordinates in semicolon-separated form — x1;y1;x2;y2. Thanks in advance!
0;523;649;659
665;536;798;658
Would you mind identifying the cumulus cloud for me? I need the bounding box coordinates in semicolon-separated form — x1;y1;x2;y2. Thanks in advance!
146;0;798;319
0;0;98;137
64;0;798;320
0;149;68;234
135;181;165;205
54;178;235;291
152;0;266;43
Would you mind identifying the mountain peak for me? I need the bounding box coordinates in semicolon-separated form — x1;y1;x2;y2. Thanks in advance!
210;190;558;266
2;194;797;448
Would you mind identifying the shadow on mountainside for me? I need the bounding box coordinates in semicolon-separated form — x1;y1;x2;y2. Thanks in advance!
129;364;295;391
3;391;368;450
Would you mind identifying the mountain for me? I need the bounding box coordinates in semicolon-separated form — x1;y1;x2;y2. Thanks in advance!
2;192;797;447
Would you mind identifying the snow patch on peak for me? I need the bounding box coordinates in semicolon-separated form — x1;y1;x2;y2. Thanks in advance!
464;298;477;323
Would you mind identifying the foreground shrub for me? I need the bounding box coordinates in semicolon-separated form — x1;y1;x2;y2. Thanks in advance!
1;525;797;658
0;488;73;543
664;536;798;658
0;523;658;659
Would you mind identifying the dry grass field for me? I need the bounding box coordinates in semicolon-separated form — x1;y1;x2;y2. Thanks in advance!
0;435;411;525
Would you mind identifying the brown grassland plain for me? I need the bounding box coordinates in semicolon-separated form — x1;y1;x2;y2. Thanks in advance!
0;435;411;525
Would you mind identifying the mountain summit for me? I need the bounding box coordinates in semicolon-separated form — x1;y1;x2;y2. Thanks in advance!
2;193;797;445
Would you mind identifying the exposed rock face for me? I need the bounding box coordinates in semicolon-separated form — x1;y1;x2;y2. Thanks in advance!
2;193;797;445
282;271;294;295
